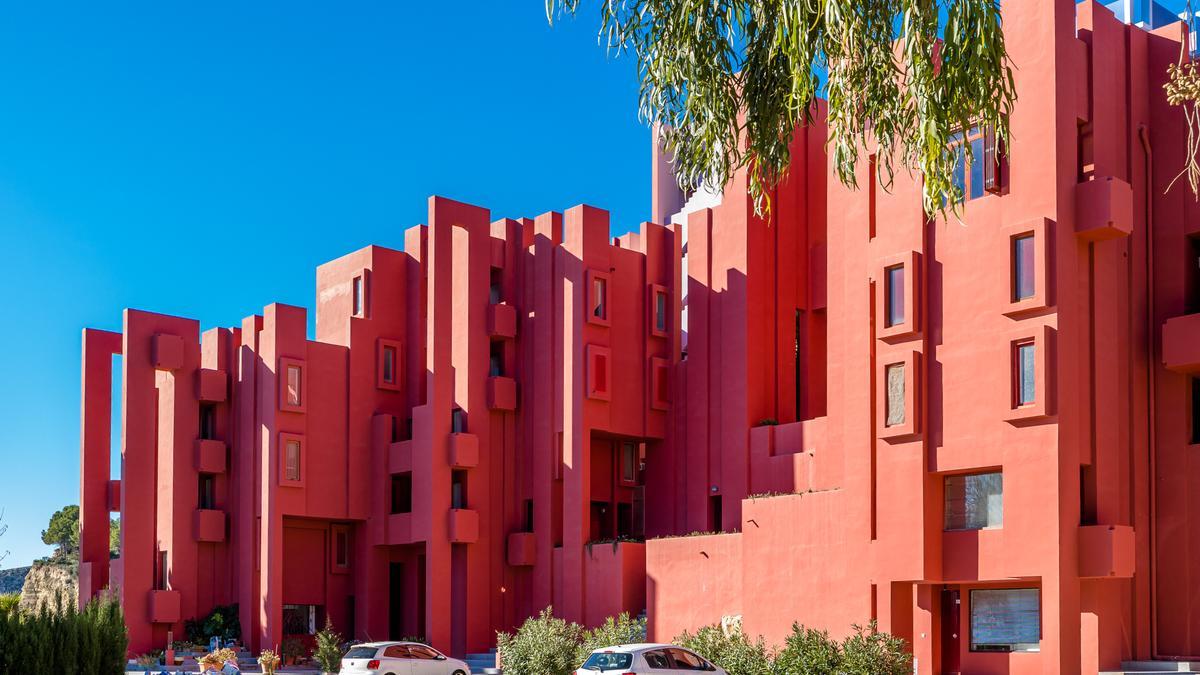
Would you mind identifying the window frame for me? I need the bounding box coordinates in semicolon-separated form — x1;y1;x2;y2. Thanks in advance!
968;587;1041;653
619;442;639;486
587;269;612;327
649;283;670;337
1002;218;1052;317
377;338;403;391
875;251;921;341
586;344;612;401
279;432;306;488
944;470;1004;531
278;357;307;413
1004;325;1055;423
877;350;921;440
949;125;1003;203
331;523;351;573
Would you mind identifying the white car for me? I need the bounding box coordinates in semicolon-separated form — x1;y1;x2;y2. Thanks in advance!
576;643;725;673
338;641;471;675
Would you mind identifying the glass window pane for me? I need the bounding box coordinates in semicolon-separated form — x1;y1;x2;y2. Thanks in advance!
285;440;301;481
352;276;363;316
970;136;985;199
655;291;667;332
622;443;636;482
970;588;1040;652
1018;343;1036;405
885;363;906;427
383;346;395;383
287;365;302;406
886;265;905;327
952;143;966;201
593;277;607;320
945;472;1003;530
1014;235;1035;301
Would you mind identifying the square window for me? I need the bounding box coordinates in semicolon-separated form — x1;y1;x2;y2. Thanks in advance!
885;265;905;327
945;472;1003;530
1017;342;1036;406
885;363;906;427
1014;235;1036;301
970;588;1040;653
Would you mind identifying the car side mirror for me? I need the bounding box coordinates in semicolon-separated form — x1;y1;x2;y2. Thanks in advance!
435;655;446;660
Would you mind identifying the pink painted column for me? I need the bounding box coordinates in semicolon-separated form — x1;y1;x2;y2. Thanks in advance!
79;328;121;606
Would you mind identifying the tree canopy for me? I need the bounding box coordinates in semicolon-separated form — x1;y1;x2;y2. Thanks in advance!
42;505;79;558
547;0;1016;215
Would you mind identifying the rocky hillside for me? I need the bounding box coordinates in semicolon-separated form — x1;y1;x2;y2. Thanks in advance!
18;559;77;613
0;565;29;594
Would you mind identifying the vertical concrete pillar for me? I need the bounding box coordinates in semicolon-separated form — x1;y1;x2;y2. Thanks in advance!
80;328;121;606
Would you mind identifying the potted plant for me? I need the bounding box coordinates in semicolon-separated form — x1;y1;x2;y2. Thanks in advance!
258;648;282;675
281;638;303;666
134;654;157;673
198;651;224;673
313;617;344;675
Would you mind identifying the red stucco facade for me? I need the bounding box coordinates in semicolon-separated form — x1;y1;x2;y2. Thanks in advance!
79;1;1200;672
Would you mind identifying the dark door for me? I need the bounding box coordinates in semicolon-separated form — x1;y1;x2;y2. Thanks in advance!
941;587;961;673
388;563;404;640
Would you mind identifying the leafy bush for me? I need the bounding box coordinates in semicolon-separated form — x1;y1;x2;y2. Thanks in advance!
497;607;584;675
675;624;774;675
312;616;344;672
580;612;646;660
0;590;127;675
773;624;840;674
0;593;20;615
838;622;911;675
183;602;241;644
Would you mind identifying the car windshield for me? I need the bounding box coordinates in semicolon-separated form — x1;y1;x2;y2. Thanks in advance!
344;647;378;659
581;652;633;670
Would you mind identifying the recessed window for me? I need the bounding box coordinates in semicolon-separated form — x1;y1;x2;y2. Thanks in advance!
885;363;906;427
451;408;466;434
451;471;467;509
1013;234;1035;301
352;275;364;317
523;499;534;532
945;471;1003;531
490;268;503;305
390;474;412;514
334;528;349;568
286;364;302;407
1016;342;1036;406
654;288;668;334
156;550;168;591
490;341;504;377
199;404;217;440
382;345;397;385
198;474;216;510
949;126;1001;202
970;588;1040;653
1192;377;1200;445
284;439;302;482
885;265;905;327
620;442;637;484
592;276;608;321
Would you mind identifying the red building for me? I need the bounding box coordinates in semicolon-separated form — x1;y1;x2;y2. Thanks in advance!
79;1;1200;672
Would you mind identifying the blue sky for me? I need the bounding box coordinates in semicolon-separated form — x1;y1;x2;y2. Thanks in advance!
0;1;648;568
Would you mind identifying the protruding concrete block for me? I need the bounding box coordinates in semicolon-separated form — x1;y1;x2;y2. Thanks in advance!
449;433;479;469
195;439;227;474
148;590;181;624
152;334;184;371
508;532;536;567
197;368;227;402
449;508;479;544
1075;176;1132;241
1163;313;1200;374
194;509;226;543
488;376;517;411
1078;524;1134;578
488;303;518;339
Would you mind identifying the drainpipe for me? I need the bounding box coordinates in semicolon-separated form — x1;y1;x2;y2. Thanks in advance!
1138;124;1160;661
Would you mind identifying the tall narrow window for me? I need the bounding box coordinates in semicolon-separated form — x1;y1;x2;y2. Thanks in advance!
285;439;302;482
450;408;466;434
654;288;668;333
885;363;906;427
198;474;216;510
382;345;397;385
286;365;302;407
334;529;349;568
983;126;1001;193
489;268;503;305
969;135;986;200
620;442;637;484
352;275;364;317
199;404;216;440
1013;234;1036;301
391;474;413;514
1192;377;1200;445
945;471;1003;530
490;341;504;377
156;551;169;590
885;265;905;327
523;499;534;532
451;471;467;509
1017;342;1036;406
592;276;607;320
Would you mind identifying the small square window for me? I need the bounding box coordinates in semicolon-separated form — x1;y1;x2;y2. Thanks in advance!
1013;235;1035;301
352;275;365;317
885;265;905;327
1017;342;1036;406
945;471;1003;530
885;363;906;427
286;365;302;407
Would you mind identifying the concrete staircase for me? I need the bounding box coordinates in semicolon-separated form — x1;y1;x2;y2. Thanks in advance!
463;648;500;674
1102;661;1200;675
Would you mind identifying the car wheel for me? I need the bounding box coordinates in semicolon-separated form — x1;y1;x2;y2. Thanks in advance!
452;670;467;675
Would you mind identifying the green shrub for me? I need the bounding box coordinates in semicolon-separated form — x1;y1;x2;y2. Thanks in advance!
675;624;774;675
184;602;241;644
837;621;911;675
0;590;126;675
773;623;840;674
580;612;646;661
312;616;344;672
0;593;20;615
497;607;584;675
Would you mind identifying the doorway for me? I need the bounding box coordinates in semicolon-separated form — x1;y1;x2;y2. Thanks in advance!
941;587;961;674
389;563;404;640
